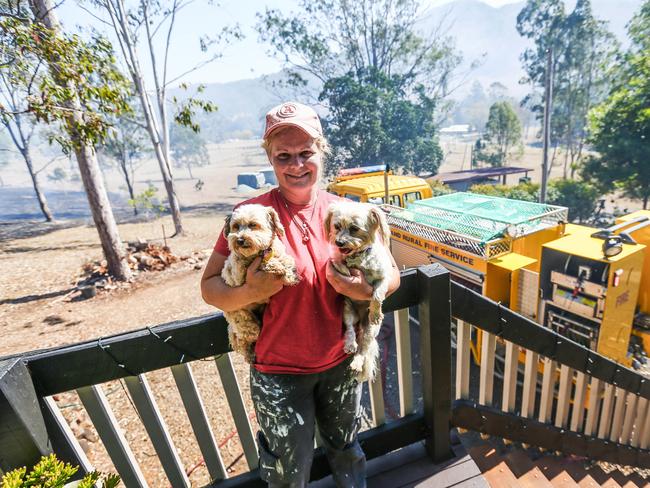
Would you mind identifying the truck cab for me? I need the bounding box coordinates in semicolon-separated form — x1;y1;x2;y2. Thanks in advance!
327;165;432;207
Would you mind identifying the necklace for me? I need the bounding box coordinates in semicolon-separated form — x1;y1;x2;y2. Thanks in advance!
277;189;319;243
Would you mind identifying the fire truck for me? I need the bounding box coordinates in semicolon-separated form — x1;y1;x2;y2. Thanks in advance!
384;192;650;368
327;165;432;207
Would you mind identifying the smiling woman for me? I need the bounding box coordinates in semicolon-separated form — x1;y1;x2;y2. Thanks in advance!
200;101;400;487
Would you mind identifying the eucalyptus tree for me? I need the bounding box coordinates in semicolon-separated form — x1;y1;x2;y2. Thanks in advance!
169;123;209;180
0;4;54;221
86;0;236;236
99;103;149;215
482;101;523;166
584;0;650;208
517;0;617;178
257;0;460;175
2;0;132;279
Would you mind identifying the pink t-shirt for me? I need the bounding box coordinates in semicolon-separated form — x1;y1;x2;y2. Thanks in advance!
214;189;347;374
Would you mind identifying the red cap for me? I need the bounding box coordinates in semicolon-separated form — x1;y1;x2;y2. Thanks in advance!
263;102;323;140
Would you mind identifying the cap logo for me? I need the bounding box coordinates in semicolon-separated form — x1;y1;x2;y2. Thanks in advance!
277;103;297;118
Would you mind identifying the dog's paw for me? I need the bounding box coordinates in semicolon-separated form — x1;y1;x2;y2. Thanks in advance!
344;339;358;354
284;269;300;286
350;354;365;372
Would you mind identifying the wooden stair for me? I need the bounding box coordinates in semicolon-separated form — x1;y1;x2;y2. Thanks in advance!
462;431;650;488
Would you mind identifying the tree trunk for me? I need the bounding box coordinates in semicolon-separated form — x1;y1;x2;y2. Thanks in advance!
107;0;184;236
119;149;137;216
22;146;54;222
29;0;131;281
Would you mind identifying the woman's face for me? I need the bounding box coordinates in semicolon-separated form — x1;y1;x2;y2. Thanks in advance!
268;128;321;193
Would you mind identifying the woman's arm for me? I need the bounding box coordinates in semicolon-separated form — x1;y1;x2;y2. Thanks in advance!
200;251;285;312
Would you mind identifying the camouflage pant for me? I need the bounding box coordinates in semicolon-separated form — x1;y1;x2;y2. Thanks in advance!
250;357;366;488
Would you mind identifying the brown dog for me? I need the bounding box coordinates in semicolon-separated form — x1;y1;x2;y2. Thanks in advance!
221;204;299;362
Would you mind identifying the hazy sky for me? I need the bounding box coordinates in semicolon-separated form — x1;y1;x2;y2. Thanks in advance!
57;0;523;86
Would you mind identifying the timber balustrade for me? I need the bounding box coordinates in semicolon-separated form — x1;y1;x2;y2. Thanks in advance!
5;263;650;486
0;265;453;487
451;282;650;468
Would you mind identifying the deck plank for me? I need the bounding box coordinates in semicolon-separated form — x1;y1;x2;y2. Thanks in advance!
311;441;488;488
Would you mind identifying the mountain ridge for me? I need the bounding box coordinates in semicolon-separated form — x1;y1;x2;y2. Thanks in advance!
179;0;642;141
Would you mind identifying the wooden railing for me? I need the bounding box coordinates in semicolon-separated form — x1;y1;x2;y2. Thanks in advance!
5;264;650;486
450;282;650;468
0;265;453;487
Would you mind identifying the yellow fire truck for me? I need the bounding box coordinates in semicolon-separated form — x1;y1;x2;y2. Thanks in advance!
327;165;432;207
385;192;650;367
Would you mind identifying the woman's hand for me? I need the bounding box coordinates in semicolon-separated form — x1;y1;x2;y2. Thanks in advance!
246;256;285;302
326;260;373;301
201;253;285;312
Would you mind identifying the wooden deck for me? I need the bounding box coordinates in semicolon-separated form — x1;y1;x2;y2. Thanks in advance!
312;431;650;487
312;440;488;488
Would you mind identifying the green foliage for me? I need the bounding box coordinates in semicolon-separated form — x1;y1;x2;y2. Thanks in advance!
469;179;601;222
101;98;149;167
0;453;120;488
584;0;650;208
517;0;617;174
428;180;454;197
127;183;165;216
170;123;210;179
469;182;539;202
172;84;218;134
547;178;600;223
256;0;458;176
476;101;522;167
0;17;132;155
320;68;443;177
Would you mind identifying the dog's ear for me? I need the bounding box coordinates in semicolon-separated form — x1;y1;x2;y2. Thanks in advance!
223;214;232;238
267;207;285;237
369;206;391;245
324;204;336;238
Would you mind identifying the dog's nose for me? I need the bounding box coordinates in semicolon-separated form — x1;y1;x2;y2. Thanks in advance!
236;238;246;246
335;239;345;247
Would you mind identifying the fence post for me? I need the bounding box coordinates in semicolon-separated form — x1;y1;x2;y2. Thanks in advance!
417;264;453;462
0;358;51;471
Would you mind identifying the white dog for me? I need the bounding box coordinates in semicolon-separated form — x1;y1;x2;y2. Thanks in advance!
325;201;393;381
221;204;299;363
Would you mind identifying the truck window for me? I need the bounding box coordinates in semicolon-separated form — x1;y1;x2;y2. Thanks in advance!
388;194;401;206
344;193;361;202
404;191;422;204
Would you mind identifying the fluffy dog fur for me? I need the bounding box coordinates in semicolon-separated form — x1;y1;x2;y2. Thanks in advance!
325;201;393;381
221;204;299;363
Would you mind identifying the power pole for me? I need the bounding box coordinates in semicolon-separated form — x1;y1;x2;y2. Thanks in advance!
541;47;553;203
384;163;390;204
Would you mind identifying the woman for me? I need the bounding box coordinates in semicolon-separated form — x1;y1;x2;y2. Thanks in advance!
201;101;401;488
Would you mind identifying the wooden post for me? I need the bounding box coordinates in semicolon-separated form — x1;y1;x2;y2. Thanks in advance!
0;358;51;471
418;264;453;462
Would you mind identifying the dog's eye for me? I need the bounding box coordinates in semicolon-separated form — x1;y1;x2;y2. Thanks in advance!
349;225;359;233
249;223;257;229
334;223;341;231
232;223;239;231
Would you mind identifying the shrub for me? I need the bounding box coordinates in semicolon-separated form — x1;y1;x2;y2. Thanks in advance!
428;180;454;196
1;454;120;488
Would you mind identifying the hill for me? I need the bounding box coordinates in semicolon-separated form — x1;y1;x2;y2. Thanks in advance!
174;0;642;141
